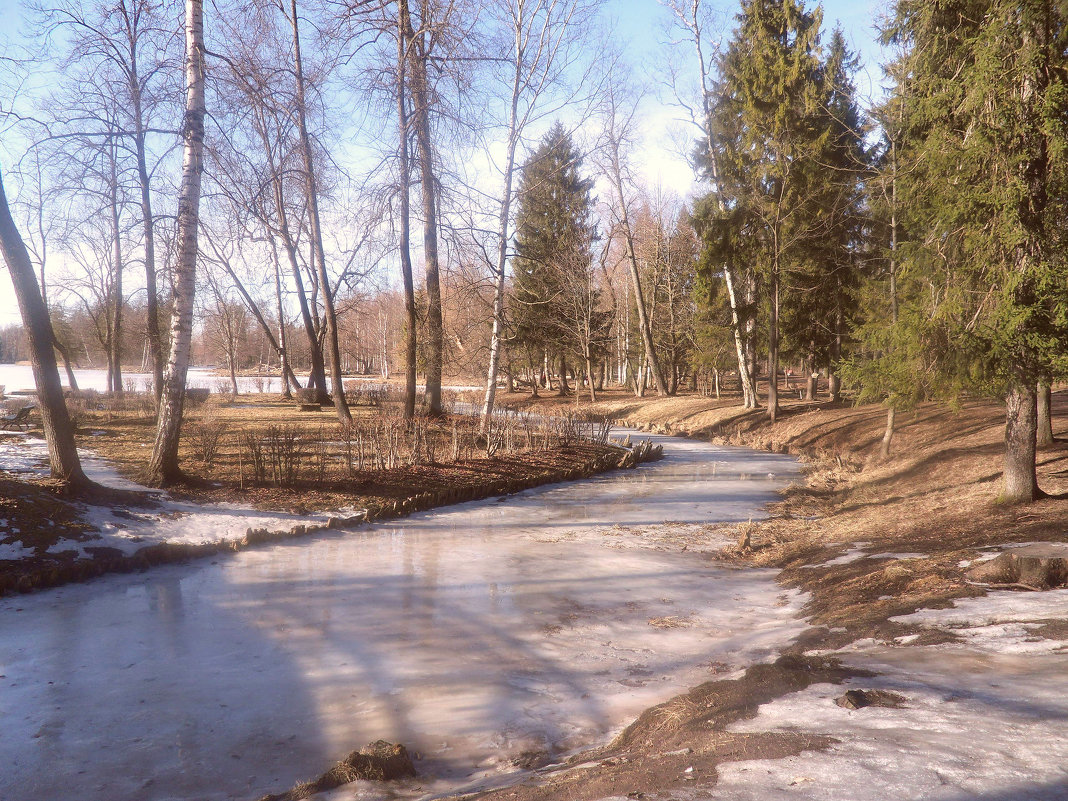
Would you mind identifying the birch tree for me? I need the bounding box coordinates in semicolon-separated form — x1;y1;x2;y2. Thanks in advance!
147;0;205;485
477;0;602;431
594;80;670;396
661;0;758;408
0;168;89;488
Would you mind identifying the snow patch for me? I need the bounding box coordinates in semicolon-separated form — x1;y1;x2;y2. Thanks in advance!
0;540;34;560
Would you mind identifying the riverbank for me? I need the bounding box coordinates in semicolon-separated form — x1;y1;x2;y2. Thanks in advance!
440;389;1068;801
0;394;661;595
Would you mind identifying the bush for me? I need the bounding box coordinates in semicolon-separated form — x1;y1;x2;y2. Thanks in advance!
189;416;227;469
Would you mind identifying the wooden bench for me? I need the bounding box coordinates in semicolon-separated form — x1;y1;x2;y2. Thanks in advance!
0;406;34;430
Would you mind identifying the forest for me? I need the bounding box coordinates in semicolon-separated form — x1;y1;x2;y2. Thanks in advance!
1;0;1067;500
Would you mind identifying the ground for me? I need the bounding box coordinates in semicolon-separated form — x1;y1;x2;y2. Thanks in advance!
2;383;1066;799
418;386;1068;801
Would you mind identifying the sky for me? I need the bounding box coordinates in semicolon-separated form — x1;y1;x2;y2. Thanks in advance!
0;0;890;330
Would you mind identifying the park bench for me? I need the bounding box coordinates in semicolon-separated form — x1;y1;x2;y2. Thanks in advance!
0;406;35;430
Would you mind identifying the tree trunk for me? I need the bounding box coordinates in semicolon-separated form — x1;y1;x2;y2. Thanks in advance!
479;32;523;434
828;372;841;403
558;353;569;396
0;171;89;487
1037;381;1054;448
131;79;164;406
269;238;296;398
109;147;124;398
289;0;349;423
257;111;328;403
403;1;443;417
148;0;205;486
228;355;238;398
281;230;328;401
55;339;79;391
1002;383;1040;503
396;0;417;421
880;405;896;461
767;262;780;423
615;181;668;396
723;264;757;408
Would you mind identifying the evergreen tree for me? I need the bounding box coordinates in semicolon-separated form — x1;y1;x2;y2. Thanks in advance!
877;0;1068;502
696;0;832;421
511;124;601;394
783;28;870;402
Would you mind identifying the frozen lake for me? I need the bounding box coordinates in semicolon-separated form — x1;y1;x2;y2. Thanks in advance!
0;434;803;801
0;362;290;395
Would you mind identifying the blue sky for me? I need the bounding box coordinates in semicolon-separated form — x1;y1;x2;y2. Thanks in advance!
0;0;894;325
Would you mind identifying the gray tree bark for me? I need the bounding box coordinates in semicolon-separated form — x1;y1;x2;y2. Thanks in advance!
289;0;349;422
1037;381;1054;448
1003;382;1040;504
0;170;89;487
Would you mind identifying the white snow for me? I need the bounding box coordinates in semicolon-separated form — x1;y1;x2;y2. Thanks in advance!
0;539;34;560
804;545;870;568
708;589;1068;801
0;433;335;556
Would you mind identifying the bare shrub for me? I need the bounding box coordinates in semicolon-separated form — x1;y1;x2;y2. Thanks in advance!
310;427;330;485
262;424;306;486
483;421;505;457
589;415;613;445
189;416;227;469
242;430;267;484
555;412;580;447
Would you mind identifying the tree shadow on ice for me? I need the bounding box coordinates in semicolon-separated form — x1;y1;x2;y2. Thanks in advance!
0;565;329;801
233;528;756;787
938;778;1068;801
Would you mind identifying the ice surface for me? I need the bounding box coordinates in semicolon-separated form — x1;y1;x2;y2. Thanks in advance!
0;433;803;801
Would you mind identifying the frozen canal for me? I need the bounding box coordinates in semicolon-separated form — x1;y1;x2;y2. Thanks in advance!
1;434;803;801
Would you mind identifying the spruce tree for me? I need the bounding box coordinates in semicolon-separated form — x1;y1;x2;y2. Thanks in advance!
696;0;832;421
511;124;598;393
880;0;1068;502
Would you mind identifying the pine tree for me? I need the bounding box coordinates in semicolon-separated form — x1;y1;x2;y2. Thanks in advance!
880;0;1068;502
783;28;870;403
511;124;600;394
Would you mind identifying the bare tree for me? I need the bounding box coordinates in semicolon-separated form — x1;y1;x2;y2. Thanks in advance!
478;0;602;431
147;0;206;485
660;0;758;408
594;79;670;396
37;0;178;402
285;0;350;421
0;169;89;488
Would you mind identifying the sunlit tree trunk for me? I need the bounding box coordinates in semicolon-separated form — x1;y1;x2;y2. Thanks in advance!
0;171;89;487
397;0;418;421
148;0;205;485
1037;380;1053;448
1003;382;1039;503
288;0;349;422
